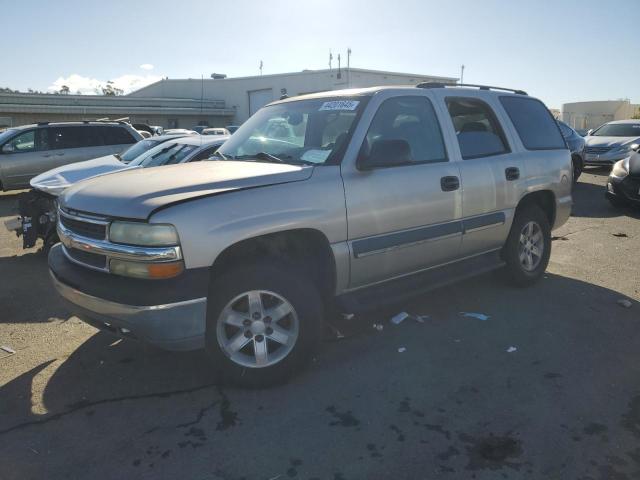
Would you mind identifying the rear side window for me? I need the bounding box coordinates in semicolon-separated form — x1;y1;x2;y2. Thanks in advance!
101;126;136;145
500;97;566;150
446;97;509;159
48;127;86;149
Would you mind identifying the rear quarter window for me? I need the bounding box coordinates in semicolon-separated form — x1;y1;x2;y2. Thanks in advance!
101;126;137;145
500;96;566;150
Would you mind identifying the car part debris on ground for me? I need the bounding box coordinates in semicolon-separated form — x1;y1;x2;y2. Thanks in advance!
460;312;490;321
1;345;16;358
390;312;430;325
507;346;518;353
617;298;632;308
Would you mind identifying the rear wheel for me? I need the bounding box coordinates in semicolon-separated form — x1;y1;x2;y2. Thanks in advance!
205;261;323;388
502;205;551;286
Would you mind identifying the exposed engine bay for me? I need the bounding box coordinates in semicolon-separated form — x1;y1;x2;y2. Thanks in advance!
4;189;58;250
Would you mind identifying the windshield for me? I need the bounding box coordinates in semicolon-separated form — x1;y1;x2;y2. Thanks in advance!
592;123;640;137
118;139;162;163
128;141;199;167
216;97;366;165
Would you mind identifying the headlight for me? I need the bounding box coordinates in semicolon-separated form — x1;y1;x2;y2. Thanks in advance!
109;221;180;246
611;158;629;177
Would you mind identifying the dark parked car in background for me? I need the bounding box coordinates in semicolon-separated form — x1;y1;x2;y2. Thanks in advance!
558;120;585;181
607;152;640;208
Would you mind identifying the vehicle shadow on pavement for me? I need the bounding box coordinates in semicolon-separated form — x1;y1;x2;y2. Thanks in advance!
1;272;640;479
0;252;68;324
571;179;640;219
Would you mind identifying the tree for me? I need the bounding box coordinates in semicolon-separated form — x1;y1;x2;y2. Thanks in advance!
59;85;70;95
101;81;123;96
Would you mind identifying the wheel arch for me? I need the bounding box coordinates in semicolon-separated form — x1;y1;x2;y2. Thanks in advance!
516;190;556;227
210;228;337;300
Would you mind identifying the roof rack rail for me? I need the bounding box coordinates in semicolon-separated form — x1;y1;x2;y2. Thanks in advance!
416;82;527;96
37;121;49;126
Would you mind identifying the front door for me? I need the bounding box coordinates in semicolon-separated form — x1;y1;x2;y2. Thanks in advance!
341;94;463;288
0;128;52;189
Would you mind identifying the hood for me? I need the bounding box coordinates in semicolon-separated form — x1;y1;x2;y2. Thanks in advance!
30;155;130;196
60;161;314;220
585;136;640;148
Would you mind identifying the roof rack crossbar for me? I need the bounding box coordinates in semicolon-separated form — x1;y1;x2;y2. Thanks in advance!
416;82;527;96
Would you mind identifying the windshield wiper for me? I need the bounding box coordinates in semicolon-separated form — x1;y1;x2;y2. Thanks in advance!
252;151;286;163
210;150;231;160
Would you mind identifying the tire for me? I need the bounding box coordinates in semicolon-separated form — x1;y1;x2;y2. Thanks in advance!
205;261;324;388
502;204;551;287
572;156;583;183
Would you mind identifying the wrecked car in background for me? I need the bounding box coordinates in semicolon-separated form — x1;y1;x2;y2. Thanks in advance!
5;135;228;249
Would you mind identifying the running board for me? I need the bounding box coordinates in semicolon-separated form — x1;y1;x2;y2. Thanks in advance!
336;250;505;313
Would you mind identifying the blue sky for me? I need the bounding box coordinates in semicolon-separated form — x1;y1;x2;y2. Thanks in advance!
3;0;638;108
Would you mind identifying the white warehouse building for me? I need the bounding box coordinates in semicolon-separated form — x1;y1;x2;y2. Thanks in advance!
561;100;640;130
128;68;458;127
0;68;457;129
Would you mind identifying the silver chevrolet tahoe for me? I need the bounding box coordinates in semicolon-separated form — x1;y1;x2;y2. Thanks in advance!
49;84;572;386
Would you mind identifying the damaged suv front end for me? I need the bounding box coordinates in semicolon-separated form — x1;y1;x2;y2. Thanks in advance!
50;206;208;350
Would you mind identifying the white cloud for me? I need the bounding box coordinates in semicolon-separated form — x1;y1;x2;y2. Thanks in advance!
139;64;154;71
48;73;162;95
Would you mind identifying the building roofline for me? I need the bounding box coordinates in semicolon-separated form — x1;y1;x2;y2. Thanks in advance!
128;68;458;95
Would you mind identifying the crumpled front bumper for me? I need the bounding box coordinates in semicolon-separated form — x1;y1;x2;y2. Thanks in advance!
49;243;209;351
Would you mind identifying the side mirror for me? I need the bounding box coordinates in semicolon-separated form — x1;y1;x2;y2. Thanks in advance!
587;129;594;136
631;143;639;152
1;143;15;154
357;139;411;170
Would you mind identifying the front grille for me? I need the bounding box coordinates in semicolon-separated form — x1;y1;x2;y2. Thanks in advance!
66;247;107;269
585;146;613;155
59;214;106;240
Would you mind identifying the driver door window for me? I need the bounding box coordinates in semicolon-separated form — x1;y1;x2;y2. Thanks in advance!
9;130;36;152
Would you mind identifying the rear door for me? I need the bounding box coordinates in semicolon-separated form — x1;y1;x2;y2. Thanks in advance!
341;92;463;288
436;92;524;256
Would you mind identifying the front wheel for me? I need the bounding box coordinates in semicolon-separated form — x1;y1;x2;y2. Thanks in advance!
502;205;551;287
205;262;323;388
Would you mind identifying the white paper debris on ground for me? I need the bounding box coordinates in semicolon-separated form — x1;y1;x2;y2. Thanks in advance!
398;347;406;353
391;312;410;325
617;299;633;308
0;345;16;355
342;313;355;320
414;315;429;323
506;346;517;353
373;323;384;331
460;312;490;321
454;339;462;343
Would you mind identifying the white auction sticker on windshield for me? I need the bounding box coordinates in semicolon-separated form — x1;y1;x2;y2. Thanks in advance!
301;149;331;163
319;100;360;111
